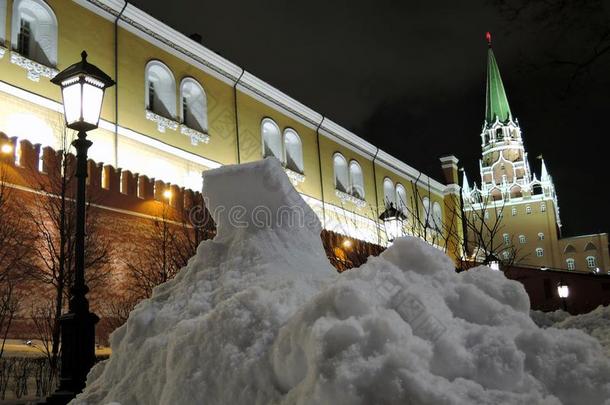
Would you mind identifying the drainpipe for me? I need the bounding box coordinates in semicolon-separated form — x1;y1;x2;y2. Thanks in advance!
114;0;128;167
372;147;381;245
233;68;245;163
315;116;326;228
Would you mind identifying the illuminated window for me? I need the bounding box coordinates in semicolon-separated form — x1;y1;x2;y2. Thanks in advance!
433;202;443;231
0;0;6;43
348;160;365;199
566;258;575;271
586;256;597;269
261;118;282;160
519;235;526;244
396;183;407;214
526;205;532;214
383;178;395;207
536;248;544;257
11;0;58;66
180;77;207;133
541;202;546;212
333;153;348;193
422;197;432;227
145;60;177;119
283;129;303;174
503;233;510;245
538;232;544;241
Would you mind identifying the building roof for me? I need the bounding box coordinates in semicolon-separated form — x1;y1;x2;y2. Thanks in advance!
485;44;512;125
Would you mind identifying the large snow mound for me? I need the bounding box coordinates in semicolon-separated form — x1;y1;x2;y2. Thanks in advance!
532;306;610;356
74;158;610;405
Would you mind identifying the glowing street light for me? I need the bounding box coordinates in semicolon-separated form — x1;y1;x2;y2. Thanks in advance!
557;281;569;312
46;51;114;405
379;202;407;242
163;189;172;200
1;143;13;154
342;239;352;249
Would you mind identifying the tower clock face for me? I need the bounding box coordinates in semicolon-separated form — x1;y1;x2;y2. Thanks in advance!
502;148;521;162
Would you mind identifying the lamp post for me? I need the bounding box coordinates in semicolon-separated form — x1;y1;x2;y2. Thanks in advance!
557;281;569;312
379;202;407;243
45;51;114;405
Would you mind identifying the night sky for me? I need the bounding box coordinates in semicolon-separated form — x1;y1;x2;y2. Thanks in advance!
130;0;609;237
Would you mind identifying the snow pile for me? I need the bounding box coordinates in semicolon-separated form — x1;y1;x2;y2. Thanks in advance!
532;306;610;356
74;158;610;405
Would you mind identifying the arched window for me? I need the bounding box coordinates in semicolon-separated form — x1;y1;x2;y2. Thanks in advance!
519;235;526;244
585;242;597;252
283;128;303;174
566;258;575;271
535;248;544;257
432;202;443;231
261;118;282;160
503;233;510;245
1;0;7;43
586;256;597;269
11;0;58;66
145;61;177;119
526;205;532;214
511;207;517;216
383;178;395;207
422;197;431;225
395;183;407;213
333;153;348;193
349;160;364;199
538;232;544;241
180;78;207;132
540;202;546;212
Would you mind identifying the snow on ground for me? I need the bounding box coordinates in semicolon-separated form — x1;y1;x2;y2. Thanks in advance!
532;306;610;356
73;158;610;405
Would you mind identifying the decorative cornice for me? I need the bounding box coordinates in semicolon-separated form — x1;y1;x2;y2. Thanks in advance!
145;110;179;133
335;189;367;208
10;52;58;82
443;184;461;196
179;125;209;146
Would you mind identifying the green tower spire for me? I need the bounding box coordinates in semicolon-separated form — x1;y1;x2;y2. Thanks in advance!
485;33;512;124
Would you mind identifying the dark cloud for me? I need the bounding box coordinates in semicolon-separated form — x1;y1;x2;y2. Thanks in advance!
130;0;610;236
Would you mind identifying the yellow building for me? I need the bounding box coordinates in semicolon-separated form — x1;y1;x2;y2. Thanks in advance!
0;0;463;256
462;37;610;273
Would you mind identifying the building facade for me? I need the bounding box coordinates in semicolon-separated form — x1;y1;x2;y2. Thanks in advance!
0;0;463;256
462;36;609;273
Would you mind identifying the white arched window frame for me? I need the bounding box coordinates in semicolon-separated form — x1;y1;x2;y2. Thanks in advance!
261;118;282;161
333;153;349;193
519;235;526;244
566;258;575;271
383;178;395;207
586;256;597;269
348;160;365;200
11;0;57;66
1;0;7;44
503;233;510;245
179;77;207;133
395;183;407;214
536;248;544;257
145;60;177;120
283;128;303;174
432;201;443;231
422;197;431;226
538;232;544;240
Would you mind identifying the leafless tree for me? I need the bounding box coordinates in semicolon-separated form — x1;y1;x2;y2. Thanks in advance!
25;130;111;374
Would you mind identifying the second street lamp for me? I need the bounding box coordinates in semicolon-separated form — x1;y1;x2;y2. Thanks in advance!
557;281;569;312
379;202;407;243
45;51;114;405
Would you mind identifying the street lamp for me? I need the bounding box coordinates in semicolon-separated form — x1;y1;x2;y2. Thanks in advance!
379;202;407;242
46;51;114;405
557;281;569;312
1;143;12;154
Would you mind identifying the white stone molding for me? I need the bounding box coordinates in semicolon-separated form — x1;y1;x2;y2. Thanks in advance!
10;52;58;82
335;189;367;208
145;110;179;133
284;167;305;186
179;124;209;146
